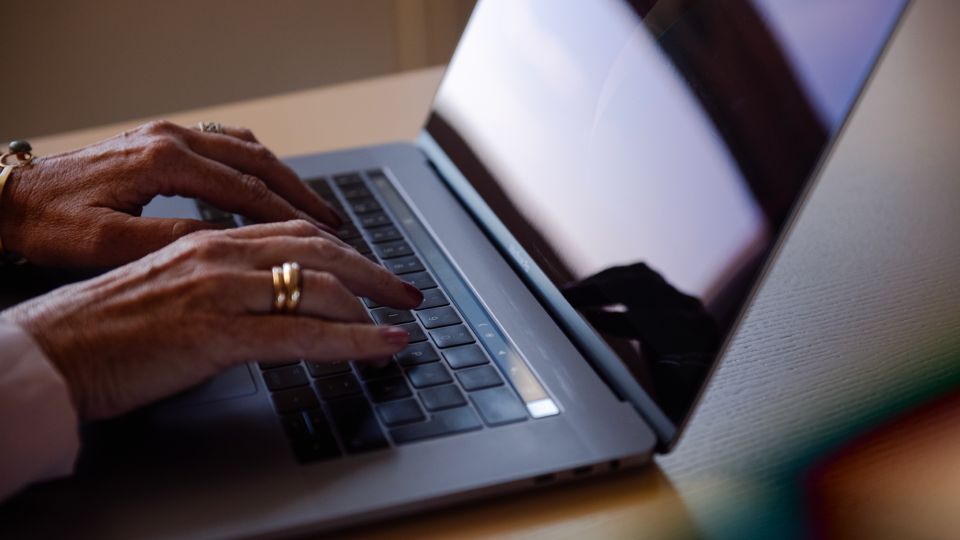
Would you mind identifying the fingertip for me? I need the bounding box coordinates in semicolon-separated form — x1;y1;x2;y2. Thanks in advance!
379;325;409;349
401;282;424;307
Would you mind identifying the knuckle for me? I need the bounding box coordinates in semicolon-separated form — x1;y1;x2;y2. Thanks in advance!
347;325;371;355
239;173;272;204
238;127;256;141
142;135;180;162
290;219;319;235
373;266;399;292
191;235;235;261
142;119;178;135
308;237;339;259
251;143;277;165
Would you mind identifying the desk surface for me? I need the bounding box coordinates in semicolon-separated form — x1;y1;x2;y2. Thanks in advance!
31;2;960;538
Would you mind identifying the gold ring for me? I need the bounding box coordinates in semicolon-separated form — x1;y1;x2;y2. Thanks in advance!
199;122;224;134
271;266;286;313
282;262;302;314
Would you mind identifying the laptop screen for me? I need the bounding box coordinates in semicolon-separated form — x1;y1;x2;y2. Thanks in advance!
425;0;907;440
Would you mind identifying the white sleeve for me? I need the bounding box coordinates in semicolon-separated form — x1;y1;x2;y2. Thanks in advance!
0;319;80;501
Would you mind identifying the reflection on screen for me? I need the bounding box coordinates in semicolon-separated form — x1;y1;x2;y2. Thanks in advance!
427;0;906;428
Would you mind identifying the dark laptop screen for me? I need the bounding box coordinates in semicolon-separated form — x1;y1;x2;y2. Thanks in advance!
425;0;907;434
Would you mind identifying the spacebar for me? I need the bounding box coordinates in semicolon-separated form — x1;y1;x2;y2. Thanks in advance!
390;408;482;444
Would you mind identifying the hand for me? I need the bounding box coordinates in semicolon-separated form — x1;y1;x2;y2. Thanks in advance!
0;221;424;421
0;121;342;267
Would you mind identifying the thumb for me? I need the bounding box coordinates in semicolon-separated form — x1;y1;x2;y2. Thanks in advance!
99;214;218;266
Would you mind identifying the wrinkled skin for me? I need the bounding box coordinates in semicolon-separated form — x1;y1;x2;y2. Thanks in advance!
0;122;424;421
1;221;423;421
0;120;342;267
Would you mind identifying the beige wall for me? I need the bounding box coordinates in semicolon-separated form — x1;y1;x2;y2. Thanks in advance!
2;0;474;142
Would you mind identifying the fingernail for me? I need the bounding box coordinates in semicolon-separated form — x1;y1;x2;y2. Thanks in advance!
402;282;424;304
380;326;409;346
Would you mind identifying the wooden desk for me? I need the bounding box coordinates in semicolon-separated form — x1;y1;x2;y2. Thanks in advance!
30;2;960;538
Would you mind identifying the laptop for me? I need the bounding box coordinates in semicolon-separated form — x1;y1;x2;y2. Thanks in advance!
0;0;910;538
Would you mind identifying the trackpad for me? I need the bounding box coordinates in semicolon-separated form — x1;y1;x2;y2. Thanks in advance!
158;364;257;409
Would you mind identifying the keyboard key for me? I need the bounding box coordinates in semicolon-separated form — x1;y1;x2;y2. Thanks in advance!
406;363;453;388
340;184;372;200
368;226;403;244
390;407;482;444
322;197;344;213
196;202;232;222
258;361;300;370
456;365;503;391
415;288;449;310
211;218;238;229
347;238;372;254
419;385;467;411
272;387;320;414
280;412;312;439
376;399;425;426
442;345;489;369
397;322;427;343
366;375;413;402
355;360;401;381
326;396;389;453
404;271;437;291
385;256;425;275
361;297;381;309
395;342;440;367
470;387;528;426
359;212;392;229
373;240;413;260
418;306;463;329
333;173;363;187
306;178;334;196
429;325;475;348
315;373;362;400
262;365;309;391
350;197;382;215
337;223;362;240
364;253;380;265
306;361;351;378
292;435;342;463
370;308;415;325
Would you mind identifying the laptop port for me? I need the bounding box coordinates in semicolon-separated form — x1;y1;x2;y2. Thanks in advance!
572;466;593;477
534;474;557;485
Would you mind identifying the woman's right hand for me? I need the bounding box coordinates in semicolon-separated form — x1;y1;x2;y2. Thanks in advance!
0;220;424;421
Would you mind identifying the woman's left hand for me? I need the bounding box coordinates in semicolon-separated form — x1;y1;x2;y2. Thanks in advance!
0;121;342;267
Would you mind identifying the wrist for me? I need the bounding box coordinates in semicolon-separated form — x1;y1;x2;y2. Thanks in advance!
0;142;38;263
1;300;87;419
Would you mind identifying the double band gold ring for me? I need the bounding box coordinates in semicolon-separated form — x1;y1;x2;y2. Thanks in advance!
272;262;302;314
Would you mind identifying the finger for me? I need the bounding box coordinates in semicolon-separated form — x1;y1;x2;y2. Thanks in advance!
97;213;219;266
231;317;409;362
163;153;324;227
216;219;340;241
241;236;423;309
236;269;371;323
182;128;342;228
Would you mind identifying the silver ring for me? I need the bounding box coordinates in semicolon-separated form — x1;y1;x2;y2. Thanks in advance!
199;122;224;134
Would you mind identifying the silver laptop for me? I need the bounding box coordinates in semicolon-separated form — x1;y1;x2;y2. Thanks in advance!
0;0;909;538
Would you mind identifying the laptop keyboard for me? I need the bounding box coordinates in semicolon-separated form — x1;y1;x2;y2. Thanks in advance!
196;169;529;463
